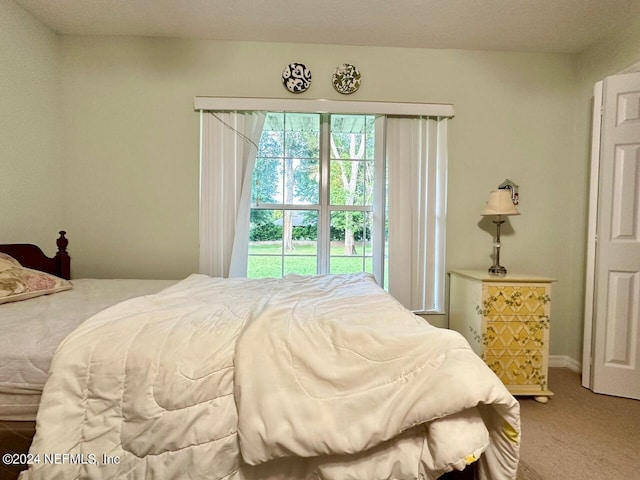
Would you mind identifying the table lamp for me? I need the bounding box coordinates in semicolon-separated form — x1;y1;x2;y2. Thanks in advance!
481;188;520;276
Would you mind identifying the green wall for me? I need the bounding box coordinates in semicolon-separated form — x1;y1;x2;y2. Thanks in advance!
0;0;61;248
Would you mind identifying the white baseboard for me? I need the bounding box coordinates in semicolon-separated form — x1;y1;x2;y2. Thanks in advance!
549;355;581;373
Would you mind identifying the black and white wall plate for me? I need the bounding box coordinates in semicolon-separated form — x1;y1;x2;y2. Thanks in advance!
282;63;312;93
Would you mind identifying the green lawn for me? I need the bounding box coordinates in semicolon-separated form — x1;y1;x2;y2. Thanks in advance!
247;241;373;278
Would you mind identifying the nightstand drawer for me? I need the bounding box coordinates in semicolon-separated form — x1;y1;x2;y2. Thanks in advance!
483;285;550;316
484;318;546;352
484;354;546;389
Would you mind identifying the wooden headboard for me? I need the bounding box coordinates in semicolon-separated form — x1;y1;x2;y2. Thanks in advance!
0;231;71;279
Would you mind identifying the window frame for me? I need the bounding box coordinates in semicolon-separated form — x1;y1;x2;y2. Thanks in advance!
248;112;384;284
197;97;453;313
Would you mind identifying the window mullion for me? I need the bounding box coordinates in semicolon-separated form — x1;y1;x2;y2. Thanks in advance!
327;205;373;212
281;114;288;206
318;114;330;275
253;204;320;211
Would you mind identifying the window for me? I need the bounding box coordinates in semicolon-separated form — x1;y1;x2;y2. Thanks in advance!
247;112;385;283
197;98;452;313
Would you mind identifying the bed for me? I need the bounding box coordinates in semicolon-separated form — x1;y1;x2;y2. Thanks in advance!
0;233;175;479
1;233;520;480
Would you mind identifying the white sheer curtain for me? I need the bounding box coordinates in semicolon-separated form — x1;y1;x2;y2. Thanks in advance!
199;111;266;277
386;116;448;312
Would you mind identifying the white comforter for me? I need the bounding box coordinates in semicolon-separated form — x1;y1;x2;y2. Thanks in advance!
23;273;519;480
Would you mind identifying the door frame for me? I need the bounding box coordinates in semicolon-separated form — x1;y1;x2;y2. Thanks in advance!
582;80;603;388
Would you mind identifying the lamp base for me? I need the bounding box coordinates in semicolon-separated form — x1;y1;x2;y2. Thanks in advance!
488;265;507;276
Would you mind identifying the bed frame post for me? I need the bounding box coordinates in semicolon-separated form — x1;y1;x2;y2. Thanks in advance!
55;231;71;280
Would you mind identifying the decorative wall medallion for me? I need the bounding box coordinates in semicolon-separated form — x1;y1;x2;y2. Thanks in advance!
332;63;361;94
282;63;312;93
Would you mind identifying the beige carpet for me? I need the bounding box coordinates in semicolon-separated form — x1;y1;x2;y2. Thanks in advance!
517;368;640;479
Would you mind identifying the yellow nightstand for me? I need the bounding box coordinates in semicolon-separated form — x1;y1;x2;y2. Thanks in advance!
448;270;555;403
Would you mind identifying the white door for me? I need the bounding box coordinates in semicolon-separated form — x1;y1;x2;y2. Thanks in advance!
590;72;640;400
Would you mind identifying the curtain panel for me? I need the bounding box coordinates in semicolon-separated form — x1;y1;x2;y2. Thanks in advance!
199;111;266;277
386;116;448;313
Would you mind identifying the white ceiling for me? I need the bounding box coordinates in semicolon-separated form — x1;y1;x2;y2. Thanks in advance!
14;0;640;54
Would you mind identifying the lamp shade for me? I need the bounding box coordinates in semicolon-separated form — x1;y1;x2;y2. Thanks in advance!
481;189;520;216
